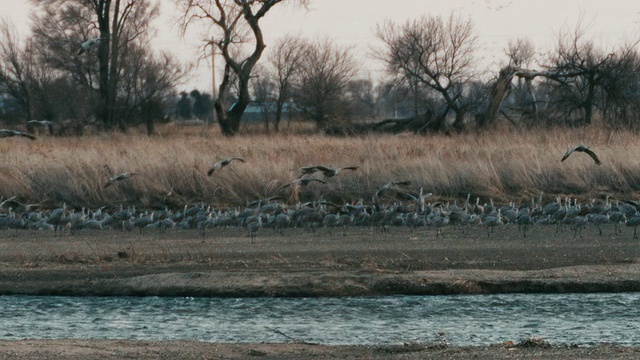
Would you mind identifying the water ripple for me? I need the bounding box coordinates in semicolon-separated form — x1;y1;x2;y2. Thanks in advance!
1;293;639;346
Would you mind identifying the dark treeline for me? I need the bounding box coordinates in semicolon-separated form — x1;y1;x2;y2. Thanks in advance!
1;2;639;136
0;0;188;136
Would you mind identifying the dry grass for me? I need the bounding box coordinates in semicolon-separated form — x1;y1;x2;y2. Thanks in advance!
1;123;639;210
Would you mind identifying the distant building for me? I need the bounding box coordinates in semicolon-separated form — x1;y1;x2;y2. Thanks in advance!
236;102;295;122
173;101;296;125
0;94;19;115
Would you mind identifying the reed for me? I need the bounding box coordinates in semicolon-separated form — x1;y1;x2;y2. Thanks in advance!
1;123;638;210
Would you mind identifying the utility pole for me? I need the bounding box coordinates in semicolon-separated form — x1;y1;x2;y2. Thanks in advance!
205;37;217;125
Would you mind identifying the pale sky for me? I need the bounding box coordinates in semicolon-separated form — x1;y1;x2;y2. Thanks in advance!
2;1;639;92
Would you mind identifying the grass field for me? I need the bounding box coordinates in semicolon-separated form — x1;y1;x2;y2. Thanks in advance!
0;123;638;210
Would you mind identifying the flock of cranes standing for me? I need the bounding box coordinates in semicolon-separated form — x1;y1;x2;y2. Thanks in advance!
2;186;640;242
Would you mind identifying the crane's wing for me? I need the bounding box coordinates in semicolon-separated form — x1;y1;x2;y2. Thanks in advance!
341;166;359;171
0;130;36;140
314;165;332;172
17;131;36;140
583;148;601;165
392;180;412;187
300;166;319;174
400;192;418;201
561;146;578;162
622;199;640;212
103;164;114;177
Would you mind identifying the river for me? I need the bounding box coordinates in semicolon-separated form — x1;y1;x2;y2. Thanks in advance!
1;293;639;346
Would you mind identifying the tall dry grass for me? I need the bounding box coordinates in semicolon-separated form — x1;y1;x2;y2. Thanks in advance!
1;123;639;210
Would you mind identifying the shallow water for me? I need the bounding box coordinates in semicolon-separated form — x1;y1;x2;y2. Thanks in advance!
1;293;639;346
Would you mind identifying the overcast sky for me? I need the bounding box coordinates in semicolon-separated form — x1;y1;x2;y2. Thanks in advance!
2;1;639;92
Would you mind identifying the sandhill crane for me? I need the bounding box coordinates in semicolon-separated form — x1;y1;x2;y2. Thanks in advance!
429;210;450;237
337;213;355;235
299;165;358;179
0;196;17;210
27;120;53;135
46;203;69;236
626;215;640;239
401;188;433;214
0;129;36;140
297;202;327;232
322;212;340;236
472;197;484;216
278;178;326;190
459;213;479;235
483;209;503;237
299;166;320;177
372;180;411;205
272;213;292;235
516;208;533;237
27;120;53;127
135;211;155;235
609;211;627;234
104;172;138;188
561;145;601;165
207;157;245;176
78;37;105;55
551;198;568;233
621;199;640;213
448;194;471;227
542;196;562;216
197;212;215;237
590;213;610;236
103;164;138;188
571;216;588;238
246;215;262;243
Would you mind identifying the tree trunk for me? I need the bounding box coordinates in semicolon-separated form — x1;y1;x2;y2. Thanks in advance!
583;79;595;125
452;109;466;132
478;66;516;128
274;103;283;132
209;1;274;136
110;0;122;131
97;0;112;129
145;117;154;135
274;92;287;132
227;101;246;132
525;78;539;121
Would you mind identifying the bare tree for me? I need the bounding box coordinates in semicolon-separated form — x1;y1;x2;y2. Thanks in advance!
0;19;36;122
502;38;539;122
250;64;276;132
119;46;188;134
176;0;308;136
30;0;161;131
345;77;380;120
506;38;536;68
598;42;640;128
375;13;478;132
293;37;358;127
541;19;613;126
266;34;306;131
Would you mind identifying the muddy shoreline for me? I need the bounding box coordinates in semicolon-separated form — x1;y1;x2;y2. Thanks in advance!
0;339;638;359
1;226;639;297
2;263;640;297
